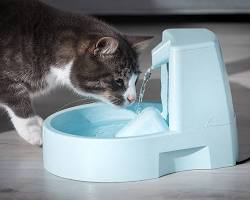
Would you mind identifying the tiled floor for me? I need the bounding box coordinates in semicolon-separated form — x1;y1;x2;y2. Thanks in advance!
0;20;250;199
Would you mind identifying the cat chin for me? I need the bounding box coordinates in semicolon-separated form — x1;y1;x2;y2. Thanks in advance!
122;98;131;107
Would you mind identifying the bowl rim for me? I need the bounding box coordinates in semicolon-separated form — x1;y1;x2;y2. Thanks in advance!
43;101;167;140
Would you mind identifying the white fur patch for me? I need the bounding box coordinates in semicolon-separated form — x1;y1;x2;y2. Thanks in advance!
46;61;73;87
30;61;74;98
3;105;43;146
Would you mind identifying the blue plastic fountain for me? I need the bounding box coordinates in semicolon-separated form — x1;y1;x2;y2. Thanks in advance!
43;29;238;182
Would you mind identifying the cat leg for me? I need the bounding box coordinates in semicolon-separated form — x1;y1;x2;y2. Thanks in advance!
3;94;43;146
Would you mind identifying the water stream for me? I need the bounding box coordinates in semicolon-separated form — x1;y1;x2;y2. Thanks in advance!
136;68;152;113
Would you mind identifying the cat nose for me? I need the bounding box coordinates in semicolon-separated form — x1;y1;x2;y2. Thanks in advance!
127;95;136;103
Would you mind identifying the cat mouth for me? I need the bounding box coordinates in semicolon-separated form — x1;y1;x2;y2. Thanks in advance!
105;96;125;107
110;96;137;107
100;91;136;107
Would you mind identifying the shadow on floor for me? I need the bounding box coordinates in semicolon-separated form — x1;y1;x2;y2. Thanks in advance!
226;58;250;160
227;57;250;75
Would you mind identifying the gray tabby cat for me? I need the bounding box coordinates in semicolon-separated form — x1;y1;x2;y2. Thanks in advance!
0;0;152;146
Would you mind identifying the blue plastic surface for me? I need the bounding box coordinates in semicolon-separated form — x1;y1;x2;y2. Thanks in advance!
115;107;168;137
43;29;238;182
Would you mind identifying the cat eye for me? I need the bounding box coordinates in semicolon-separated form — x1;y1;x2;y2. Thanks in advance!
115;78;124;87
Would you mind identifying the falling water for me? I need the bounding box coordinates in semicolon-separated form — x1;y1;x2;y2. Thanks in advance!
136;68;152;113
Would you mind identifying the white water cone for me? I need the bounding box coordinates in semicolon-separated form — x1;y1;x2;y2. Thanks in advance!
115;107;168;138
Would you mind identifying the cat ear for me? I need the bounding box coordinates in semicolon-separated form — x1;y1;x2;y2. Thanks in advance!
94;37;119;55
125;35;153;52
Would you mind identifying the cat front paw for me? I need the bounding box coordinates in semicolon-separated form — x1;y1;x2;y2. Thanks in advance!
13;116;43;146
25;116;43;146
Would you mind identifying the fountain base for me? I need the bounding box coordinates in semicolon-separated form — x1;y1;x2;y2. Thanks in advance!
43;102;237;182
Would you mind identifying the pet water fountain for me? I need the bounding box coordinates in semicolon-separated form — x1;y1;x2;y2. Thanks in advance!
43;29;238;182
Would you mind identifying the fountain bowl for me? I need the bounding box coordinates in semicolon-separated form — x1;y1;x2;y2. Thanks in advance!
43;101;165;182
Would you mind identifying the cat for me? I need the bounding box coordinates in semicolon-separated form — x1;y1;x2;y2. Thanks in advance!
0;0;152;146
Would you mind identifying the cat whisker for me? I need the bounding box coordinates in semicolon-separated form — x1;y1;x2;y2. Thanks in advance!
57;97;96;111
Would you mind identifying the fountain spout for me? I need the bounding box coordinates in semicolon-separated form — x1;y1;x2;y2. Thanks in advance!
151;40;171;70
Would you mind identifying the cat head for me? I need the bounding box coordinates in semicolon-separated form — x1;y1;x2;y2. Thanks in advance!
70;34;153;106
